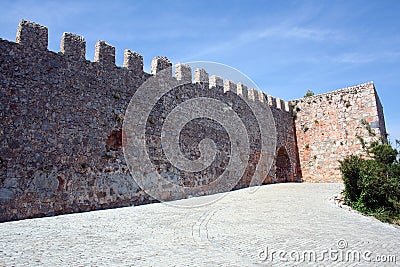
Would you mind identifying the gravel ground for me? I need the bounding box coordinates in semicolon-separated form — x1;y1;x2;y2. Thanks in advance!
1;183;399;266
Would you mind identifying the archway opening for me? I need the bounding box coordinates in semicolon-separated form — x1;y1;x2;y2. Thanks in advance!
276;146;292;182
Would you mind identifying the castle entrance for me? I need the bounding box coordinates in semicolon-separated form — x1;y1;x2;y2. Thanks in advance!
276;147;292;182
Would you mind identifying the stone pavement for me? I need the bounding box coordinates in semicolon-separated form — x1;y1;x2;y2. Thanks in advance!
1;183;399;266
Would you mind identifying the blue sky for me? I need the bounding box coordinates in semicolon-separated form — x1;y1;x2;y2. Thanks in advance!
1;0;399;142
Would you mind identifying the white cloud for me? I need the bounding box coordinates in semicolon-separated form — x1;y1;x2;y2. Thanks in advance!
182;24;342;61
332;53;378;64
249;25;343;42
330;51;400;64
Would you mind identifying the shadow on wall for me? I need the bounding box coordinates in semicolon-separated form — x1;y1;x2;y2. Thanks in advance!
276;146;293;182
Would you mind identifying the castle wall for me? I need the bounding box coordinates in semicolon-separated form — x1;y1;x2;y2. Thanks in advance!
0;20;387;222
0;20;290;222
0;21;155;222
292;82;387;182
265;97;301;183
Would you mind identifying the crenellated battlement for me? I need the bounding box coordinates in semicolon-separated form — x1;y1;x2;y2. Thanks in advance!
8;19;285;107
175;63;192;83
60;32;86;61
265;95;292;112
257;90;267;103
209;75;223;89
276;98;285;110
223;80;237;94
236;82;248;98
151;56;172;75
10;19;148;76
16;19;48;50
194;68;209;83
170;63;269;103
94;40;116;66
284;101;292;112
123;50;144;76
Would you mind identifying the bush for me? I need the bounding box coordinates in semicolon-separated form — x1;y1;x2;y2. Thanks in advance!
340;155;363;203
369;141;398;165
304;90;314;97
339;138;400;224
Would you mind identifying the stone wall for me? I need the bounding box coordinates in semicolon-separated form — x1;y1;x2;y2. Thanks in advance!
0;19;387;222
0;20;297;222
0;20;154;222
265;97;301;183
292;82;387;182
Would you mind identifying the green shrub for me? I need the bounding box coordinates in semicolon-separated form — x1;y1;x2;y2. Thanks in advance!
339;137;400;225
340;155;363;203
304;90;314;97
369;141;398;165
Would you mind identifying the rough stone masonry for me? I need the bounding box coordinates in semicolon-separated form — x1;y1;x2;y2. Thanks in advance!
0;20;387;222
